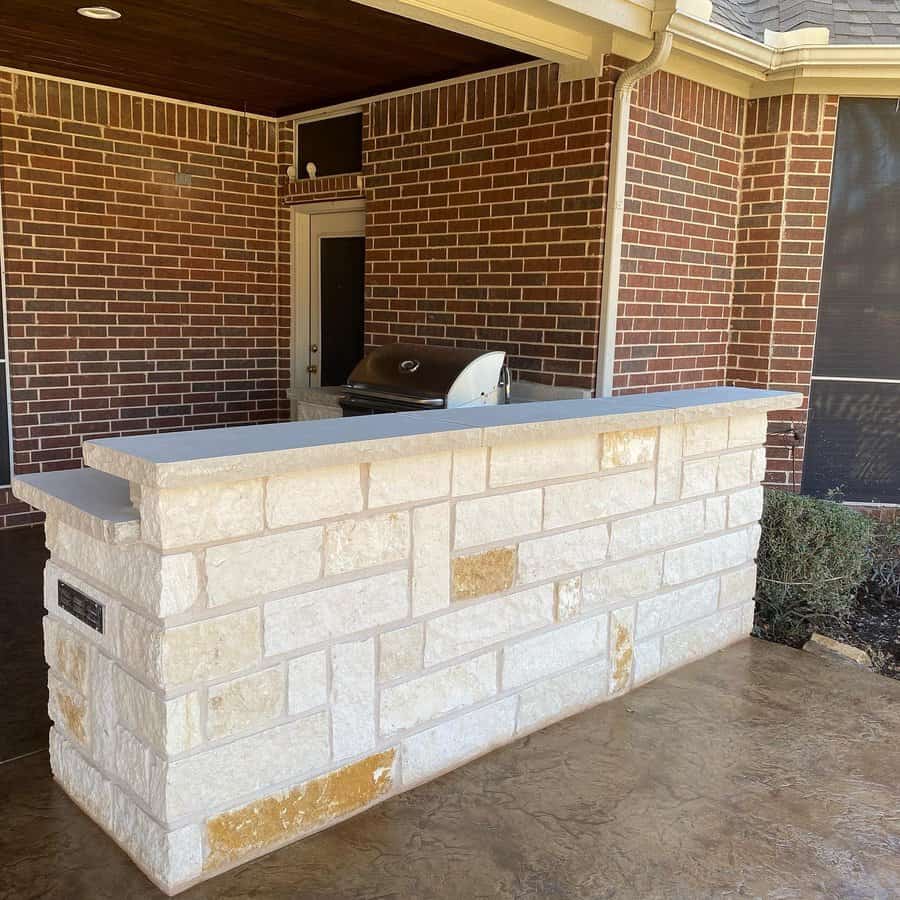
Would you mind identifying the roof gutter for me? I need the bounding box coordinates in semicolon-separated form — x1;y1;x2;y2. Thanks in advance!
595;28;673;397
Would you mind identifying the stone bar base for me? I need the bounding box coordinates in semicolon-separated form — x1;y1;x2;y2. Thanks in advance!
15;388;801;894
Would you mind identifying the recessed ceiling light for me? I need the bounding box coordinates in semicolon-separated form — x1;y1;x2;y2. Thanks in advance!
77;6;122;19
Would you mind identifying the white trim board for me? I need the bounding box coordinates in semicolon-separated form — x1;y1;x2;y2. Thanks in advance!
289;200;366;418
811;376;900;385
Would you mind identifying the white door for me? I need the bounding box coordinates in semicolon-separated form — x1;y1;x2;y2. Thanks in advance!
293;203;365;391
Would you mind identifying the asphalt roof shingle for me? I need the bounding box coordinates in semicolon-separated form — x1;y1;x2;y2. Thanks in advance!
711;0;900;43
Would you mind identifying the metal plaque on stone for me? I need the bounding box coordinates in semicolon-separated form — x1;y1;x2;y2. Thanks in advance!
58;580;104;634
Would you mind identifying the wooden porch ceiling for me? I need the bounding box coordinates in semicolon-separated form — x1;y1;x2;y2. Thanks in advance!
0;0;529;117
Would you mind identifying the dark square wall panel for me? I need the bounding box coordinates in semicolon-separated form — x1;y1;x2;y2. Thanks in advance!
802;380;900;504
298;114;363;178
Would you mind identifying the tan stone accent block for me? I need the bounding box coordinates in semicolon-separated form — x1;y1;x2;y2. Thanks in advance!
163;608;261;686
451;547;516;601
412;503;451;616
43;617;90;693
368;452;451;507
451;447;488;496
266;465;363;528
207;667;283;741
609;606;635;695
141;480;264;549
601;428;657;469
49;675;89;746
489;437;598;487
206;528;323;607
543;467;655;530
379;623;424;681
205;749;396;870
454;489;542;550
555;576;581;620
324;511;409;576
683;418;729;456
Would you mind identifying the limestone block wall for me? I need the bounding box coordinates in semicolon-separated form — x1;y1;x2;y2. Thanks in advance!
19;391;798;894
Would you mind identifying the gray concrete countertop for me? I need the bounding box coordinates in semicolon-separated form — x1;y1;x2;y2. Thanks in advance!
14;468;139;543
65;387;802;489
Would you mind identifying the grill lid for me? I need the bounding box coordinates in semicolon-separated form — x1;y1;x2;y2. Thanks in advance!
345;343;504;402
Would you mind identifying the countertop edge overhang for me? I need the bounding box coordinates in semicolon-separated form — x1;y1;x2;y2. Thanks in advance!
25;387;803;493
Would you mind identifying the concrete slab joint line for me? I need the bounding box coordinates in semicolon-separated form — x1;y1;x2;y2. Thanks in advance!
15;390;798;893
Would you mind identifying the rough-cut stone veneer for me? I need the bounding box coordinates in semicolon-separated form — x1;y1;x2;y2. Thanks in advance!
31;402;782;894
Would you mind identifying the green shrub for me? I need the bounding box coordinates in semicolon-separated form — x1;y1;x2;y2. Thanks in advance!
862;519;900;602
754;489;874;646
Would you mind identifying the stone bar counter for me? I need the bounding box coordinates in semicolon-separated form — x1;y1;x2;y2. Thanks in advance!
14;387;801;895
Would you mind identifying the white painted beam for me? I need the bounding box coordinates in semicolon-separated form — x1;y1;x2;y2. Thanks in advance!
349;0;599;67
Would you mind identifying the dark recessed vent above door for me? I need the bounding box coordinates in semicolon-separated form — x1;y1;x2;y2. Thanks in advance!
297;113;363;179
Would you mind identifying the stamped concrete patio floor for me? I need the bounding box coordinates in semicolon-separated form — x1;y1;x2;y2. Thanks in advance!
1;527;899;899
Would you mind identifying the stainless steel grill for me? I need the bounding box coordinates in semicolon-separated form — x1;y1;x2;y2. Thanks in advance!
340;343;509;416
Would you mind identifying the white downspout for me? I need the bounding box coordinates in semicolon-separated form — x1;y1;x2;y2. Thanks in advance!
595;30;674;397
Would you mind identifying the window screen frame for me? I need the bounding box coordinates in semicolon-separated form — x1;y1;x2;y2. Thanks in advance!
802;98;900;503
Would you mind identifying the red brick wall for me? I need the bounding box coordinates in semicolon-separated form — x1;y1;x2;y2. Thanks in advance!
0;61;843;529
282;171;365;206
728;94;837;489
0;71;288;527
614;63;744;393
363;63;613;390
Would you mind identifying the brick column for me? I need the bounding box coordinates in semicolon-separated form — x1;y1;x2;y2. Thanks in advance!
728;95;838;490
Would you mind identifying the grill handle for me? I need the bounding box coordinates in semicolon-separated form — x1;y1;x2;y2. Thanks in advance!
500;364;511;404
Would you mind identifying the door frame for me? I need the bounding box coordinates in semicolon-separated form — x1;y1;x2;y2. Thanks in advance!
289;199;365;412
